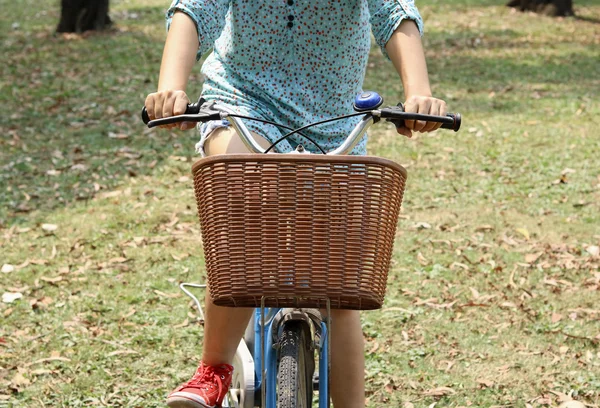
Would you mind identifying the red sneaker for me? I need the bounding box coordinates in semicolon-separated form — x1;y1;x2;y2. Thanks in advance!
166;362;233;408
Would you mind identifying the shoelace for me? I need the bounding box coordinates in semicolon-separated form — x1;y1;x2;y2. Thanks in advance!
184;364;226;394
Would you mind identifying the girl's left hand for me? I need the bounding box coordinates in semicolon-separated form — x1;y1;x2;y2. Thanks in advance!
395;95;447;138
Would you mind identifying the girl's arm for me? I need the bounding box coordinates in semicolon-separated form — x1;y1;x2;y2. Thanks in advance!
145;12;199;130
386;20;447;137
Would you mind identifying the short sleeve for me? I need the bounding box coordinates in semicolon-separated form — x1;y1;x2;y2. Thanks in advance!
166;0;230;60
368;0;424;60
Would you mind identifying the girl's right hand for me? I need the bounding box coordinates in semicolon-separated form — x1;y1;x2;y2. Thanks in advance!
144;90;195;130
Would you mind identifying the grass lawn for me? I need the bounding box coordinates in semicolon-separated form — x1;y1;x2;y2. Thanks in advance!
1;0;599;406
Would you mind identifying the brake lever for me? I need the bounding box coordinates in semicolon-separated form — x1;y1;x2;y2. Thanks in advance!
385;103;406;129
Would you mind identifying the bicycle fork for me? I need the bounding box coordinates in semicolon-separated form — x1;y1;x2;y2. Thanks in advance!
262;300;331;408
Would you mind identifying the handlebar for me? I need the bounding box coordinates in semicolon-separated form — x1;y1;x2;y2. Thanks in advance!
141;92;461;156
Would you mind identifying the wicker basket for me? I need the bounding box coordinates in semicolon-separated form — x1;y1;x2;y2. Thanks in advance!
191;154;407;310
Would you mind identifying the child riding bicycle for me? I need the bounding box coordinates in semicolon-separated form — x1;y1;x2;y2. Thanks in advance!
144;1;448;407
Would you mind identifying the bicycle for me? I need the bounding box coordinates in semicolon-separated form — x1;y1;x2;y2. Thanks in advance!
142;91;461;408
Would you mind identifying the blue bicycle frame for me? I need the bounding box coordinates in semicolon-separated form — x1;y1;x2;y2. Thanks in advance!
253;307;329;408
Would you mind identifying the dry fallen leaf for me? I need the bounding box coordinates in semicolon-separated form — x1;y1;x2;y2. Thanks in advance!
70;164;87;172
41;276;63;284
120;307;136;320
107;350;139;357
173;319;190;329
417;252;429;266
500;302;517;309
550;390;573;403
1;264;14;273
423;387;455;397
108;132;129;139
525;252;543;264
515;228;530;240
30;296;54;310
24;356;71;368
2;292;23;303
586;245;599;257
450;262;469;271
476;378;494;388
41;223;58;232
98;190;122;199
30;369;54;376
10;372;31;388
171;253;190;261
154;290;181;299
544;277;559;287
558;402;585;408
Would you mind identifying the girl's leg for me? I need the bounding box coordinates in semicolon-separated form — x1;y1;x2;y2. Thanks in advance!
329;309;365;408
201;126;272;365
168;127;274;407
201;291;254;365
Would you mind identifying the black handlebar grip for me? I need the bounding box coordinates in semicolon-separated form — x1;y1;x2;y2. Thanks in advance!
141;107;150;124
388;103;461;132
141;100;203;125
440;113;461;132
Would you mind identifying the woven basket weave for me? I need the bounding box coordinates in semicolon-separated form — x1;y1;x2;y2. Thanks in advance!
191;154;407;310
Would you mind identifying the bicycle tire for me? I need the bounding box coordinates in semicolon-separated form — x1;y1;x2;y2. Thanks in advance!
276;321;315;408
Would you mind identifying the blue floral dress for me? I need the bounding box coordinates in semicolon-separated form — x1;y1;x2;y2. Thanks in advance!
166;0;423;154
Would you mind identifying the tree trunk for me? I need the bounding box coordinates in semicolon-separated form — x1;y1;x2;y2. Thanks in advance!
57;0;112;33
506;0;574;16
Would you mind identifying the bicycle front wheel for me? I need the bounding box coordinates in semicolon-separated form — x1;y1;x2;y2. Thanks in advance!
276;321;315;408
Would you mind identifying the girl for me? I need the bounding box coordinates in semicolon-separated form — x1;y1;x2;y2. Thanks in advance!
145;1;447;407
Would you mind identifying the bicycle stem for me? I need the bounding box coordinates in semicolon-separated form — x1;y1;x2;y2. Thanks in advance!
195;103;375;157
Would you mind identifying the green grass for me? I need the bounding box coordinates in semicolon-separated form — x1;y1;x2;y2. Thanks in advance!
1;0;599;407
